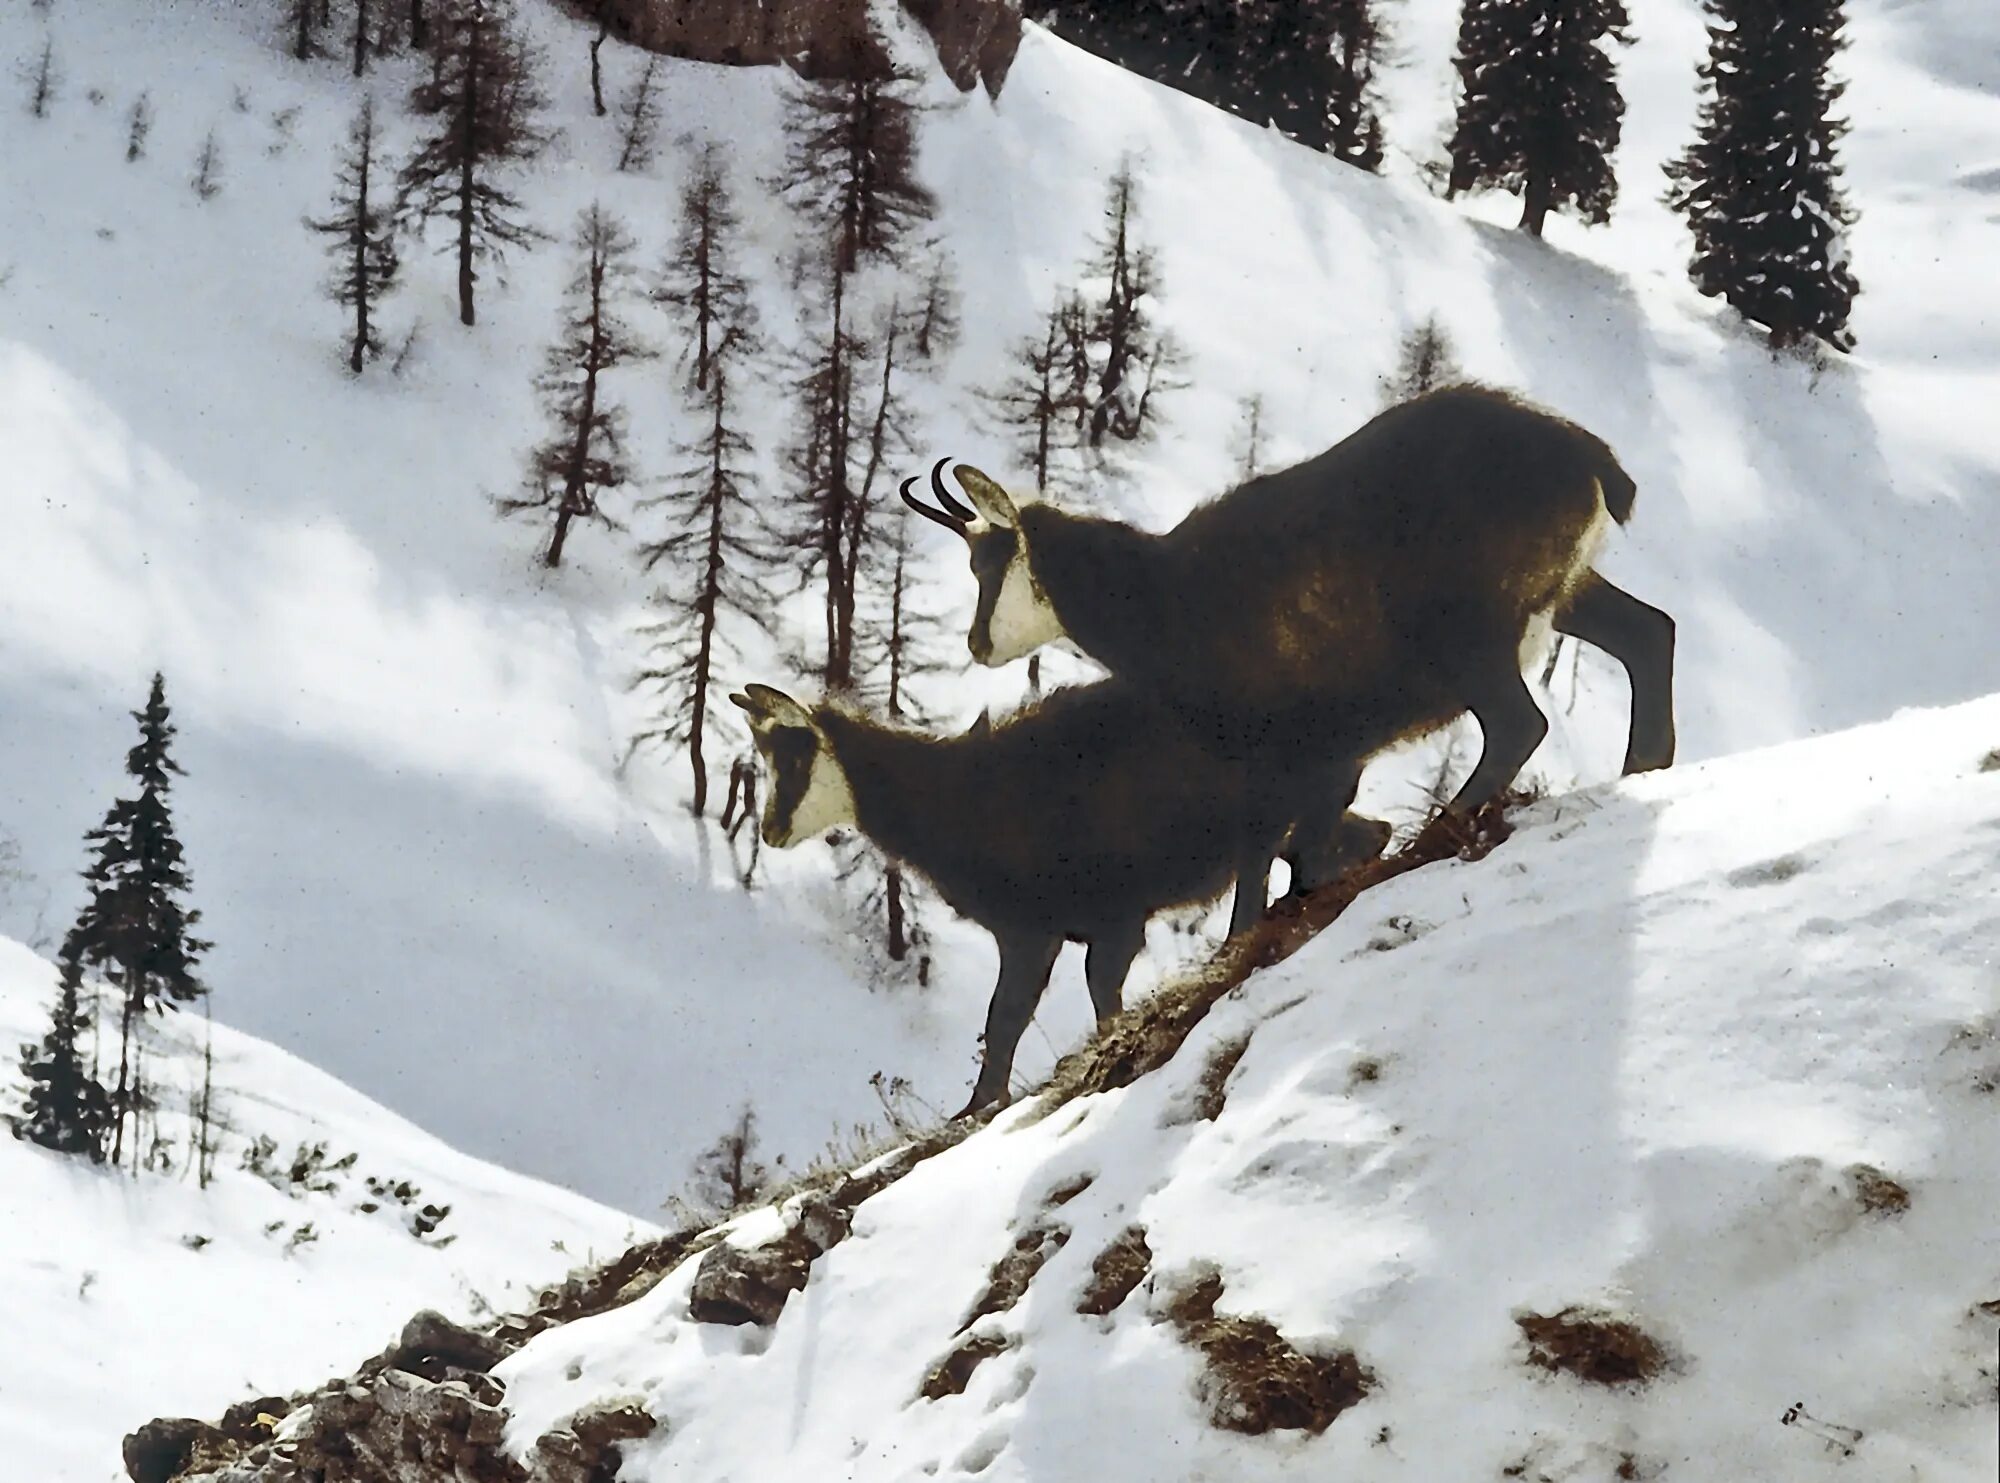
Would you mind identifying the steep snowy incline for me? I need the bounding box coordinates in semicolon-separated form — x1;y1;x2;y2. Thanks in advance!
494;693;2000;1482
3;0;1998;1217
0;936;647;1483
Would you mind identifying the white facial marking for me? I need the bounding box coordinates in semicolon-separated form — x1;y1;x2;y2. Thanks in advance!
981;553;1066;666
780;744;857;844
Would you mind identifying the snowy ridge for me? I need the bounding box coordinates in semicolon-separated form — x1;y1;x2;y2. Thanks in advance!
494;695;2000;1481
0;937;647;1483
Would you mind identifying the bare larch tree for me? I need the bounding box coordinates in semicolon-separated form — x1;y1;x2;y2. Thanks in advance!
307;96;401;373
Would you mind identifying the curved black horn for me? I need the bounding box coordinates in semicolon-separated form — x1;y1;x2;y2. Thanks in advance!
901;474;968;535
930;457;980;523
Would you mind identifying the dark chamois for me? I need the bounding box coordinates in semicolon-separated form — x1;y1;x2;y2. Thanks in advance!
903;383;1676;932
729;681;1250;1116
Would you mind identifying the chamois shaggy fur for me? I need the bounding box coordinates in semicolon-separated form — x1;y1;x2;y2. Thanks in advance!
733;681;1250;1115
913;383;1676;931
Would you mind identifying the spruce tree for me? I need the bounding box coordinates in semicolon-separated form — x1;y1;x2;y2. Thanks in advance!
1664;0;1860;351
11;954;113;1162
397;0;547;327
500;204;652;567
307;97;400;373
1381;314;1462;402
776;62;935;276
1446;0;1632;237
630;162;772;818
61;673;209;1171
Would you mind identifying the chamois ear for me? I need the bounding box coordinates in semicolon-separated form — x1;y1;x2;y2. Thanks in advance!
952;465;1018;529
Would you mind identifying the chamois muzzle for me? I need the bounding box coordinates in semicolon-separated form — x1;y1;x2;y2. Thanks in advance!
900;457;977;538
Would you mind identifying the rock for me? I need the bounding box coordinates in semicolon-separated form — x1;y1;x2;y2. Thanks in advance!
794;1190;852;1256
687;1238;811;1327
390;1308;506;1374
582;0;1021;94
122;1417;220;1483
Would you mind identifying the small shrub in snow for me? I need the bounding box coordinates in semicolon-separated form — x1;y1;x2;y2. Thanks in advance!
1168;1271;1375;1434
19;35;60;119
1516;1305;1669;1387
124;91;150;161
191;129;223;200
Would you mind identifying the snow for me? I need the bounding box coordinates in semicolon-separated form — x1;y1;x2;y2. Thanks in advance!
497;692;2000;1480
0;935;646;1483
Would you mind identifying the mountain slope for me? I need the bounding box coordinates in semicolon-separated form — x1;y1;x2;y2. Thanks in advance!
1;0;1996;1219
0;937;646;1483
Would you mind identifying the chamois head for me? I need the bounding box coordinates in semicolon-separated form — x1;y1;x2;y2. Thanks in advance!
728;684;857;848
901;459;1065;667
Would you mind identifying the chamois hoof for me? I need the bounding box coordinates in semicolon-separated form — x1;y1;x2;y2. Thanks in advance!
952;1089;1008;1122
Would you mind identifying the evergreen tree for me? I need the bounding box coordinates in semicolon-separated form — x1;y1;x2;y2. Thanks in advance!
61;673;209;1171
783;272;871;689
286;0;326;61
652;146;749;392
1664;0;1860;351
500;204;653;567
1231;393;1268;483
1446;0;1632;237
776;61;936;276
686;1107;768;1214
1326;0;1390;170
1079;161;1175;447
614;55;660;173
1380;313;1462;402
979;293;1091;496
306;97;400;374
396;0;548;327
21;34;59;119
125;91;151;162
630;163;772;818
10;954;113;1162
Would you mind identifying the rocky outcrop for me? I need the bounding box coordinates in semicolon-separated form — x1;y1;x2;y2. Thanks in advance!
579;0;1023;95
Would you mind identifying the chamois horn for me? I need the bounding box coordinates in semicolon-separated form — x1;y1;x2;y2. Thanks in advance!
930;457;980;522
900;473;966;536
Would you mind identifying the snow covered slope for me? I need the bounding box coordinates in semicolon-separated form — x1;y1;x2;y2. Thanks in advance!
2;0;1998;1220
496;693;2000;1481
0;935;646;1483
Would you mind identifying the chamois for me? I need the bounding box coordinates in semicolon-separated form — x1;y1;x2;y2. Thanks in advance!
729;681;1251;1117
903;384;1676;932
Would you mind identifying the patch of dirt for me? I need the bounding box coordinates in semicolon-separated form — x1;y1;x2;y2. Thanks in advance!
1076;1226;1152;1316
959;1220;1069;1332
1347;1055;1384;1090
1042;795;1518;1113
1846;1164;1911;1217
1978;747;2000;773
1045;1172;1095;1206
1166;1272;1374;1435
918;1334;1014;1401
1517;1307;1669;1388
1193;1034;1252;1121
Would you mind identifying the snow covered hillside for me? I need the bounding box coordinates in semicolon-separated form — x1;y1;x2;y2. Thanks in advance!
2;0;1997;1223
486;693;2000;1482
140;691;2000;1483
0;935;646;1483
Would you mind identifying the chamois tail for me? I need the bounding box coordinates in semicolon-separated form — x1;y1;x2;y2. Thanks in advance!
1597;457;1637;526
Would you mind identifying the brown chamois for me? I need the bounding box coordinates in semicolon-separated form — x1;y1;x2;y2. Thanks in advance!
904;383;1676;933
729;681;1251;1117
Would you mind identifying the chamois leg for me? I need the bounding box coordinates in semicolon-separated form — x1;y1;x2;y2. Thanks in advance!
1227;785;1295;937
1555;573;1677;773
1083;922;1145;1023
956;933;1062;1119
1283;767;1390;896
1443;668;1549;818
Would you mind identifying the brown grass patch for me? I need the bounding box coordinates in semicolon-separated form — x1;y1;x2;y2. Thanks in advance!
1847;1164;1911;1217
1979;747;2000;773
958;1221;1069;1332
1517;1307;1669;1388
1045;1173;1095;1206
918;1334;1013;1401
1042;796;1517;1113
1193;1034;1252;1121
1076;1226;1152;1316
1167;1272;1374;1435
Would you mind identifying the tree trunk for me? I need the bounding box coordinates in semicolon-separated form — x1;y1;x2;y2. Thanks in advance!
353;0;369;75
456;36;478;327
886;865;908;960
590;24;608;116
410;0;428;49
352;118;371;374
1521;170;1551;237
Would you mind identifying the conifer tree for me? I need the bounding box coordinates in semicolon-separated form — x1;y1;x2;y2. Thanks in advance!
614;55;660;173
630;161;772;817
652;146;749;392
286;0;326;61
10;953;113;1162
1446;0;1632;237
1232;393;1268;483
776;62;936;276
307;97;400;373
1381;314;1462;402
500;204;652;567
980;293;1091;496
125;91;151;162
21;34;59;119
191;128;224;201
1326;0;1389;171
1080;160;1175;447
784;278;870;690
397;0;548;327
1664;0;1860;351
686;1107;768;1214
61;674;209;1171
